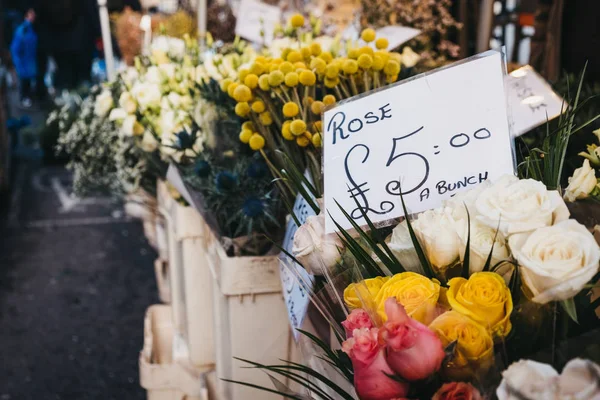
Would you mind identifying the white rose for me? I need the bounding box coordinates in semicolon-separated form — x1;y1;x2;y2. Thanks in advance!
509;219;600;304
444;181;491;221
401;47;421;68
108;107;128;122
131;82;162;111
476;175;570;236
292;213;343;274
558;358;600;399
121;115;144;136
118;92;137;114
140;131;159;152
412;207;461;271
386;221;423;273
454;218;509;274
94;90;113;117
564;159;597;202
497;359;559;400
145;66;163;84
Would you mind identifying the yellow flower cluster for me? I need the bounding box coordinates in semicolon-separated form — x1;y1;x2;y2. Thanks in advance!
221;14;404;153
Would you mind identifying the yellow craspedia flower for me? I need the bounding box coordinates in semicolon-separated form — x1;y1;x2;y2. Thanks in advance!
312;132;322;147
311;100;324;115
359;46;374;57
390;52;402;63
357;54;373;69
269;63;280;73
384;60;401;76
272;57;283;65
249;133;265;150
281;121;294;140
343;59;359;74
429;311;494;380
287;50;303;64
251;100;266;113
310;58;327;74
238;68;250;82
282;102;299;117
242;121;255;131
233;85;252;102
279;61;294;74
325;64;339;79
300;47;311;59
348;48;359;60
302;96;314;107
244;73;259;89
227;82;239;98
294;62;307;70
268;70;284;86
372;55;385;71
299;70;316;86
344;276;390;310
255;55;267;64
322;94;336;106
284;72;299;87
239;129;253;143
220;78;233;92
235;101;250;117
361;28;376;43
447;273;513;339
387;74;398;83
259;111;273;126
290;13;304;28
375;37;389;50
290;119;307;136
310;42;322;56
258;75;270;90
374;272;441;324
313;120;322;131
375;50;390;64
296;135;310;147
319;51;333;63
324;77;339;88
250;62;265;75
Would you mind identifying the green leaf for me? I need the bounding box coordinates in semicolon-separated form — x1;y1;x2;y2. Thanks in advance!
560;298;579;324
482;217;502;272
296;329;354;382
462;205;471;279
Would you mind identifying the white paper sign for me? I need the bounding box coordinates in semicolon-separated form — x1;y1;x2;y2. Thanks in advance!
375;26;421;51
279;192;316;341
235;0;281;45
507;65;565;137
323;51;514;233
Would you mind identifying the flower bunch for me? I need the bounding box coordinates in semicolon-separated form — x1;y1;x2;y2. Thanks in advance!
564;128;600;202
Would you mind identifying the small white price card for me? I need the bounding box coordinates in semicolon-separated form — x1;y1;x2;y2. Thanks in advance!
235;0;281;45
323;50;515;233
375;26;421;50
279;192;316;341
507;65;565;137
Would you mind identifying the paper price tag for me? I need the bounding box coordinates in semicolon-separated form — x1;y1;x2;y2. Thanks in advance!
507;65;565;137
375;26;421;50
323;51;515;233
234;0;281;45
279;190;316;341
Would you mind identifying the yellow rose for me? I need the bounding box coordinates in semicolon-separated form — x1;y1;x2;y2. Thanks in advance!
374;272;440;324
429;311;494;380
344;276;389;310
447;272;513;338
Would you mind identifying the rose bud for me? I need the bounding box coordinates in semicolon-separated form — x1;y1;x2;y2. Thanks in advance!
342;309;374;339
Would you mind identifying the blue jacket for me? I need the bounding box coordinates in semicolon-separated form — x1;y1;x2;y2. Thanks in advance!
10;20;38;79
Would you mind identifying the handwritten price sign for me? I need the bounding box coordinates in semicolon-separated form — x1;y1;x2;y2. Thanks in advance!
323;51;515;233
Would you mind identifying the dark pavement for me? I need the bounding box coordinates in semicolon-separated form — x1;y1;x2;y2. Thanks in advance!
0;95;158;399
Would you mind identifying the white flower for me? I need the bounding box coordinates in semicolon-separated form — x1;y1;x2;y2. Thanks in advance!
292;213;343;274
386;221;423;273
444;181;490;221
145;66;163;84
412;207;461;271
94;90;113;117
193;98;218;149
122;67;139;86
159;109;177;136
496;359;559;400
159;63;176;79
121;115;144;136
108;108;128;122
564;159;597;202
455;218;509;274
140;131;158;152
168;37;186;59
475;175;570;236
151;36;170;54
558;358;600;399
166;92;182;108
131;82;162;111
401;47;421;68
118;92;137;114
509;219;600;304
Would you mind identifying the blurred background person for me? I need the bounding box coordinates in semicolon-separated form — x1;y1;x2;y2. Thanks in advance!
10;8;37;108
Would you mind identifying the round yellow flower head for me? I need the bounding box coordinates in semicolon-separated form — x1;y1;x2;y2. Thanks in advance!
347;48;359;60
252;100;266;113
301;47;312;59
235;101;251;117
290;13;304;28
322;94;336;106
249;133;265;150
269;63;280;73
359;46;374;57
296;135;310;147
299;70;316;86
259;111;273;126
319;51;333;63
242;121;255;131
279;61;294;74
233;85;252;102
372;54;385;71
343;59;359;74
227;82;239;98
220;78;233;92
272;57;283;65
384;60;401;76
357;54;373;69
325;64;339;79
375;50;390;64
361;28;376;43
282;102;299;117
287;50;303;64
447;272;513;338
310;58;327;74
255;55;267;64
310;42;322;56
389;52;402;64
294;61;307;70
313;120;322;132
290;119;307;136
375;272;441;324
268;70;284;87
258;75;270;91
239;129;253;143
324;77;339;88
238;68;250;82
250;62;265;75
311;100;324;115
244;74;259;89
284;72;299;87
375;37;389;50
387;74;398;83
312;132;322;147
281;121;294;140
344;276;389;310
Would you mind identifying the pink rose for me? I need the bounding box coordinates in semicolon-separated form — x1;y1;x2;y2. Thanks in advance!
380;298;445;381
342;309;374;338
433;382;482;400
342;327;410;400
